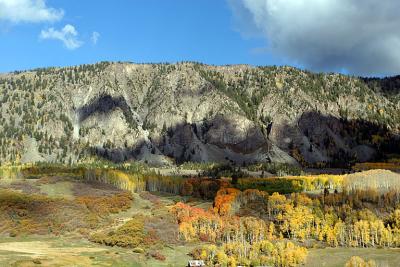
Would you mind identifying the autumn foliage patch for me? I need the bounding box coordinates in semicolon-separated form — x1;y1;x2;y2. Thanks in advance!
0;187;133;236
89;216;145;248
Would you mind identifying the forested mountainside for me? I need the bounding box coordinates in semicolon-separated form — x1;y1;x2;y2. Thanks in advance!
0;61;399;167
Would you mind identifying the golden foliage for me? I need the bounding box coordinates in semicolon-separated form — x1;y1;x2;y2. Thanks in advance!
345;256;376;267
76;191;132;215
353;162;400;172
194;241;307;267
237;174;344;193
90;216;145;248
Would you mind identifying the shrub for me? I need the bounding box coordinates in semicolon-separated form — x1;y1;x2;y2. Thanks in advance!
89;216;145;248
150;251;166;261
32;259;42;265
132;247;145;254
345;256;376;267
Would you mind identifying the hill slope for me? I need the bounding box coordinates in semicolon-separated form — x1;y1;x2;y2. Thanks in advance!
0;62;399;166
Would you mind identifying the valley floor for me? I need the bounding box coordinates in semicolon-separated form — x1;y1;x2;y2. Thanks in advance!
2;237;400;267
0;237;200;266
306;248;400;267
2;166;400;266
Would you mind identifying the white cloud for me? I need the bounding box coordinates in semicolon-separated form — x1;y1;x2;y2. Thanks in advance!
0;0;63;23
229;0;400;76
91;31;100;45
40;24;83;50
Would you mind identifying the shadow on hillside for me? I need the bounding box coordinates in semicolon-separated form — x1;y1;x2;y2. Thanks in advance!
87;106;399;168
88;113;272;165
77;94;137;126
362;75;400;97
277;111;400;168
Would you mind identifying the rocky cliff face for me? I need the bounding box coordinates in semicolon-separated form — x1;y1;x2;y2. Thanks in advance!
0;62;399;167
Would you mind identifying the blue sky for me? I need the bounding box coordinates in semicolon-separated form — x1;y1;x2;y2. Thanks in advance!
0;0;282;73
1;0;399;76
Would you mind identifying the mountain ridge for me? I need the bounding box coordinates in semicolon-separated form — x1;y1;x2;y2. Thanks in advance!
0;61;399;167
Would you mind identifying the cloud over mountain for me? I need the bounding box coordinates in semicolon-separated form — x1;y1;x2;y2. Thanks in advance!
229;0;400;76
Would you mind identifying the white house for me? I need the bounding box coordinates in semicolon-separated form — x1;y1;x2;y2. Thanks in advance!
188;260;205;267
